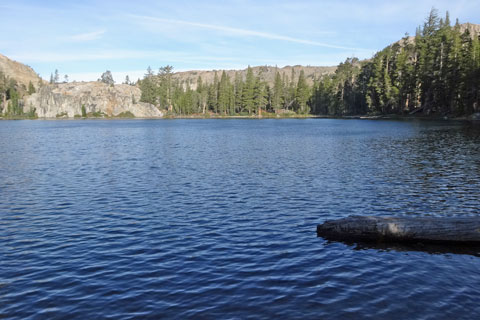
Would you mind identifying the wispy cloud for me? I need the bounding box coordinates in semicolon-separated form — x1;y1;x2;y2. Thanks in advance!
67;30;106;42
9;50;254;64
9;50;155;62
130;15;369;51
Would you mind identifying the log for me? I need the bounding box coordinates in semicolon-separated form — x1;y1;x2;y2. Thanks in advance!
317;215;480;244
409;105;425;115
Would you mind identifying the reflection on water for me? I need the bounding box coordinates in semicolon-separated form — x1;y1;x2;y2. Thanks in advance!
323;239;480;257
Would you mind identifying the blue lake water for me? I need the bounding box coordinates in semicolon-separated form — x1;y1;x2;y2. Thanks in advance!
1;119;479;319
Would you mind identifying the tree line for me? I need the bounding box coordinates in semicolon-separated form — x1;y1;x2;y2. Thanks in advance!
311;9;480;116
138;65;311;115
138;9;480;117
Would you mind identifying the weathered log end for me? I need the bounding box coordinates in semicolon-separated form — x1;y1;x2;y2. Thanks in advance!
317;215;480;244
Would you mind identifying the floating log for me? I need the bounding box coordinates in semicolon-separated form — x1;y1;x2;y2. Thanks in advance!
317;215;480;244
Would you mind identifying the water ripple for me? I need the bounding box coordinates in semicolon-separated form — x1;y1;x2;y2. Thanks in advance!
0;119;479;319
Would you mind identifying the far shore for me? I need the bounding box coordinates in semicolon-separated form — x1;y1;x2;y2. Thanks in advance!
1;113;479;122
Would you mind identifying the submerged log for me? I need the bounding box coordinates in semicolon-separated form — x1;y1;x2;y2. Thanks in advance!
317;215;480;244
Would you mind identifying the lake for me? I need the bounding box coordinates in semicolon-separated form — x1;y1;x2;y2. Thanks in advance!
1;119;479;319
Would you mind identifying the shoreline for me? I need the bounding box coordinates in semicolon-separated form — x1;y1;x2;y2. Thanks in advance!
1;114;479;121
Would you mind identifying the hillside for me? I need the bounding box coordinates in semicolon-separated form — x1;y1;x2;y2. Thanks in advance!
0;53;44;92
458;22;480;36
171;65;337;90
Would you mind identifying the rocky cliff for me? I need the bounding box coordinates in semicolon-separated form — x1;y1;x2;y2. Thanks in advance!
24;82;163;118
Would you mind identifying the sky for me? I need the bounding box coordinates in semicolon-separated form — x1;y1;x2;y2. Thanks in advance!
1;0;480;83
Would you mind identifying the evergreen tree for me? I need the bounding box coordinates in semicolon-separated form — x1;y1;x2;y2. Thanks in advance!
146;66;154;77
157;65;174;109
28;81;36;95
234;72;243;113
242;66;255;114
99;70;114;85
217;71;230;114
6;88;20;116
0;72;5;112
284;68;296;110
228;80;235;115
207;72;219;113
272;71;284;112
139;67;157;105
54;69;60;84
295;70;310;113
253;76;267;115
196;76;207;114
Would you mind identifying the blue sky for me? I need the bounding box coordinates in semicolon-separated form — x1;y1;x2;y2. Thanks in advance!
1;0;479;82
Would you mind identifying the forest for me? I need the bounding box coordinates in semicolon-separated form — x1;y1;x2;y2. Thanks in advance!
138;10;480;117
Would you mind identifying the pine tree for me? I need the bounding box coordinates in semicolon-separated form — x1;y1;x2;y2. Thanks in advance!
6;88;20;116
206;72;219;113
272;71;284;112
54;69;60;84
242;66;255;114
99;70;114;85
146;66;154;78
196;76;207;114
217;71;230;114
295;70;310;113
28;81;36;95
253;76;267;115
139;67;157;105
285;68;296;110
157;65;174;109
228;81;235;115
0;72;5;112
311;75;335;115
234;72;243;113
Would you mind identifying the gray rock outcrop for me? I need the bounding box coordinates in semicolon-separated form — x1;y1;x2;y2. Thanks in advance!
23;82;164;118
